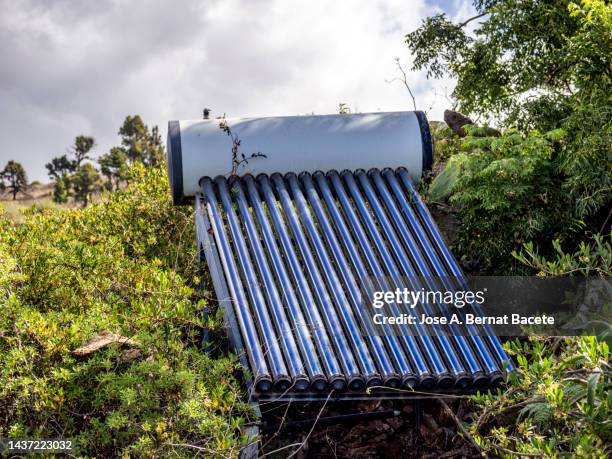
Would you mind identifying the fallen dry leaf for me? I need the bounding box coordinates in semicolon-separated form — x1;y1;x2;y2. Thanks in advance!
73;330;139;357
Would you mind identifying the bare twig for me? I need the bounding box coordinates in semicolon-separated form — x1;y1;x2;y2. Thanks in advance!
366;385;471;399
438;399;483;454
164;441;224;456
261;400;292;449
218;117;267;176
262;442;304;457
386;57;418;111
285;391;333;459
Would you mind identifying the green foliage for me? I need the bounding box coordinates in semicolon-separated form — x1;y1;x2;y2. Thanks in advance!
438;127;570;273
52;175;70;204
0;165;249;457
73;135;95;169
99;147;130;191
404;12;469;80
406;0;610;125
407;0;612;220
514;232;612;276
431;122;462;165
1;160;28;200
428;118;609;273
47;136;97;205
119;115;165;167
466;235;612;457
422;123;463;201
470;337;611;458
47;116;164;205
427;154;465;202
70;163;102;207
46;154;76;180
410;2;611;454
426;123;464;200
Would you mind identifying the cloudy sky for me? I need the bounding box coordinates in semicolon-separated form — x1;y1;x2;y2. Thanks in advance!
0;0;474;182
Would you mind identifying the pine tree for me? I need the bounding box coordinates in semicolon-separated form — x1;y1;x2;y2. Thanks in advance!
71;163;101;207
52;175;70;204
118;115;165;166
98;147;130;191
1;160;28;200
73;136;95;169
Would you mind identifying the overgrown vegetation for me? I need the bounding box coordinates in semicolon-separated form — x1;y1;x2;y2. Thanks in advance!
406;1;611;456
0;1;609;456
409;0;611;272
466;237;612;457
429;126;571;273
471;336;610;457
0;165;250;457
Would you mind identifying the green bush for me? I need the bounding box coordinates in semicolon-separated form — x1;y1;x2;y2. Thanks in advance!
409;1;611;454
431;126;572;273
467;233;612;458
514;232;612;277
412;0;611;273
470;336;610;458
0;165;250;458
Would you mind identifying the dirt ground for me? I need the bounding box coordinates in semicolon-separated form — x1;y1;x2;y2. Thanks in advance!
0;182;54;201
260;397;481;458
0;183;57;218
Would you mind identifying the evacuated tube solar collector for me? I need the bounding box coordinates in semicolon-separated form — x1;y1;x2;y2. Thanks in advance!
168;110;510;399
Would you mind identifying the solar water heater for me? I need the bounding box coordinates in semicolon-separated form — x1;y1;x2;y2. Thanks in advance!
166;111;511;402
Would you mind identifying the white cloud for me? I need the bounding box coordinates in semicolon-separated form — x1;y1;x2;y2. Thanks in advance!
0;0;471;181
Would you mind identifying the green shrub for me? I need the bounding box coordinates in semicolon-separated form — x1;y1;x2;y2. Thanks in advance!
412;0;611;273
433;126;572;273
408;0;612;221
0;165;250;458
430;123;462;166
470;336;610;458
466;234;612;457
514;232;612;277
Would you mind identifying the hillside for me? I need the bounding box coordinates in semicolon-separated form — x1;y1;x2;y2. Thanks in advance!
0;183;63;220
0;166;252;457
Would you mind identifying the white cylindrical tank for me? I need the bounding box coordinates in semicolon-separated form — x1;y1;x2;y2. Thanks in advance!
167;111;432;204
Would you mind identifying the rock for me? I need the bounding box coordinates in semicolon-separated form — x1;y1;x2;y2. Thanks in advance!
444;110;473;137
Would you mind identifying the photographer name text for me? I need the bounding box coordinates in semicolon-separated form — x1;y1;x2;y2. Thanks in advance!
372;313;555;326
